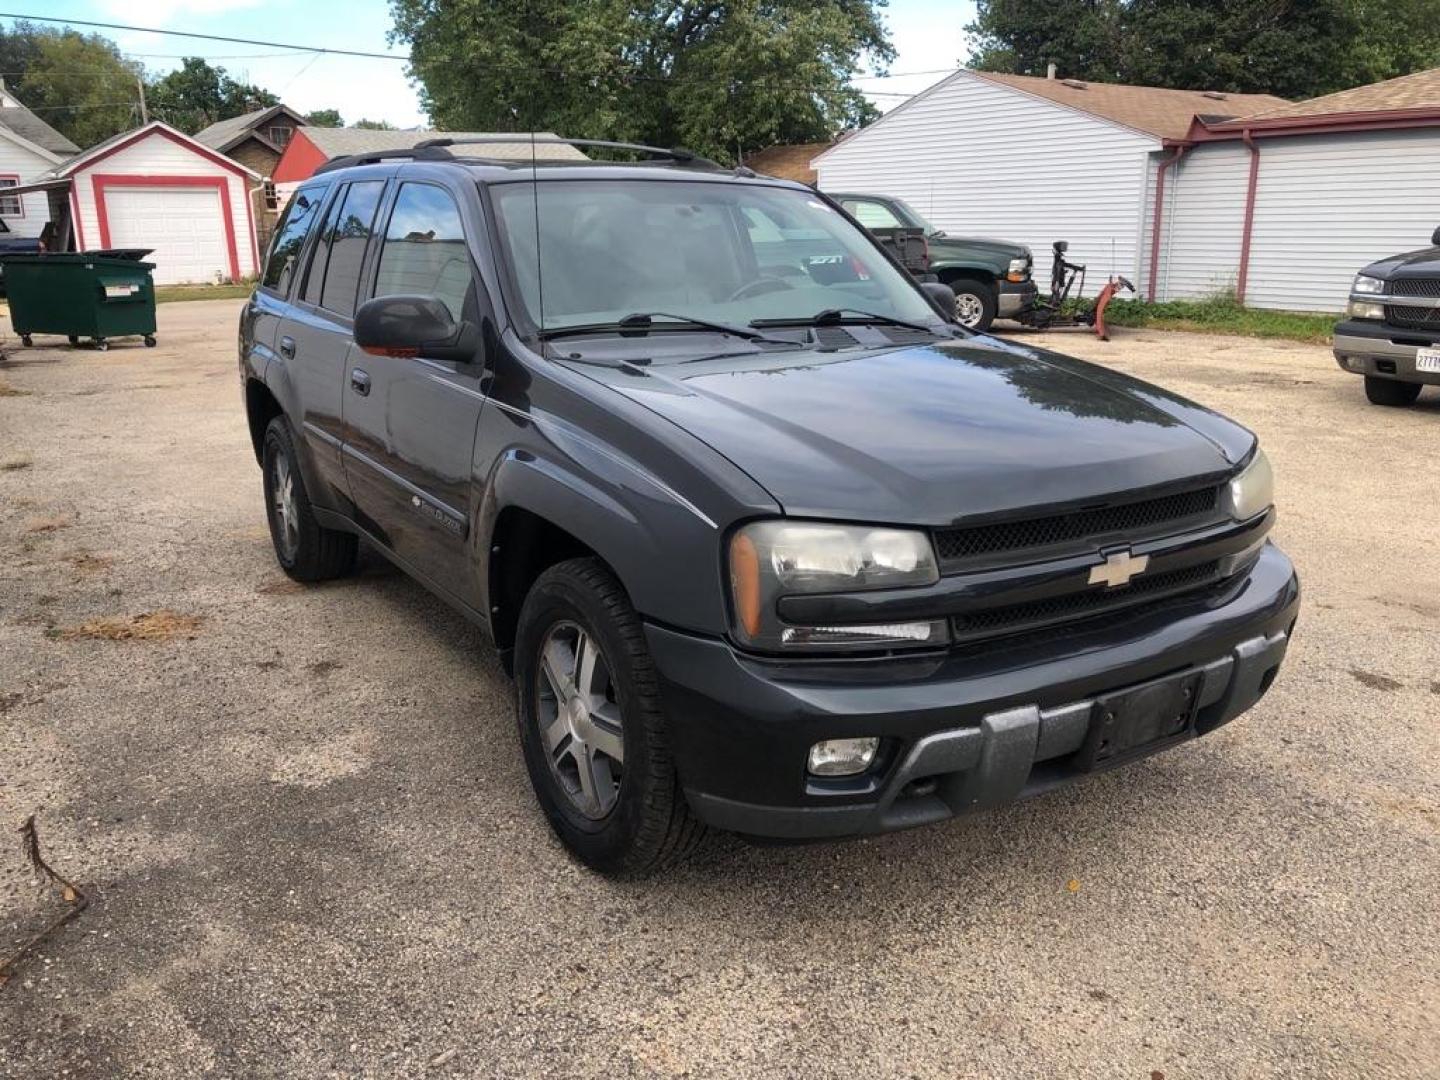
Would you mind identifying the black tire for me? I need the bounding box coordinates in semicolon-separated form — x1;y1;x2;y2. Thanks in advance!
1364;375;1422;407
144;335;156;348
948;278;998;331
515;557;706;876
261;416;357;581
20;334;31;347
67;335;79;346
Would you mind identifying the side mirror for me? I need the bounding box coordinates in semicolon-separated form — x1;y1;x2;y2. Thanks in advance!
921;280;957;320
353;294;479;363
1431;225;1440;247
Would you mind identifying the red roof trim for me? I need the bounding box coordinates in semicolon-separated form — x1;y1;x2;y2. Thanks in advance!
63;123;258;180
1174;107;1440;144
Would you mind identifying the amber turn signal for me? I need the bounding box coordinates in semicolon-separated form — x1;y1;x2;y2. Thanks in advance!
729;530;762;638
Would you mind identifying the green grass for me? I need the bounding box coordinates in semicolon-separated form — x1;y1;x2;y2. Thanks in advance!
1100;293;1339;345
154;283;253;304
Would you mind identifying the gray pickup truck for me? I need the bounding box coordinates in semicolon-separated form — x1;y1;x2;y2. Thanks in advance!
1334;228;1440;406
830;192;1037;331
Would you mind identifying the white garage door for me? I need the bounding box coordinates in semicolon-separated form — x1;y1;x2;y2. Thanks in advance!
103;186;230;285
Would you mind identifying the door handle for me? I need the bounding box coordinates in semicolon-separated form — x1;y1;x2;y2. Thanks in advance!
278;335;296;359
350;368;371;396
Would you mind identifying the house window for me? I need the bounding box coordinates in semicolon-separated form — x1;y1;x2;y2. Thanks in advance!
0;176;22;217
263;180;279;211
268;126;293;148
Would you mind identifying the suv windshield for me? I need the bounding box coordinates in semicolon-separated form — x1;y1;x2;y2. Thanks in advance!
489;179;938;334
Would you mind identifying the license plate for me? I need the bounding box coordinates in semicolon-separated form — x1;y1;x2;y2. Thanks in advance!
104;284;138;298
1416;348;1440;373
1075;671;1202;771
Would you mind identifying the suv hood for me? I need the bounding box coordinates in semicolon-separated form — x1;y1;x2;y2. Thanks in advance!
570;337;1253;525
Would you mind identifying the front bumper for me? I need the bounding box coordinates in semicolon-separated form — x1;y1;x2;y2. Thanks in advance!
998;279;1038;318
647;543;1299;840
1333;318;1440;386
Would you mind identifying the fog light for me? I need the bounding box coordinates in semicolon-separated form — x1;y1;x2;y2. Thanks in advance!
1346;356;1365;371
808;737;880;777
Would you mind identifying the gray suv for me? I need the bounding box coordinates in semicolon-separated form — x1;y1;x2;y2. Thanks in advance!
241;139;1297;876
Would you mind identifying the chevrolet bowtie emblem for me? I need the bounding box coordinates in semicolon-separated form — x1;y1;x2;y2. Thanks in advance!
1088;549;1150;588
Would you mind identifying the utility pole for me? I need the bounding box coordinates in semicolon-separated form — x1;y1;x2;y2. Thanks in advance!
136;76;149;124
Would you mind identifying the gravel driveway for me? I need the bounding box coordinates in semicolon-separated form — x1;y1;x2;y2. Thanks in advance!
1;303;1436;1078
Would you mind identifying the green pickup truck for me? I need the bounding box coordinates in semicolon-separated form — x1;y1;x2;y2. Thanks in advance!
831;192;1037;331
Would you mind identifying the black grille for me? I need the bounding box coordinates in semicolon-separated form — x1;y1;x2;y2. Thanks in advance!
1389;277;1440;297
1385;304;1440;328
935;486;1219;564
1385;278;1440;327
951;560;1223;642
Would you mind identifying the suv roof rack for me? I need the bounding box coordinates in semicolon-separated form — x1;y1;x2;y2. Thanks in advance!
414;135;724;170
313;146;453;175
313;136;730;177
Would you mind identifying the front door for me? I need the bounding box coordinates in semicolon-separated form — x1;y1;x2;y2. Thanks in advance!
341;180;489;606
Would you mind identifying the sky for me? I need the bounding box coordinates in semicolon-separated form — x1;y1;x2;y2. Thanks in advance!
5;0;979;129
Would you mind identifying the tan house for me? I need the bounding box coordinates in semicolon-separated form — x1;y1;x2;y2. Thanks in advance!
194;105;308;178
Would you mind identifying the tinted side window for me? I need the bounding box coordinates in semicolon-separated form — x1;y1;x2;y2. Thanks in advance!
843;199;902;229
374;184;474;320
320;181;385;316
299;187;342;307
262;183;329;292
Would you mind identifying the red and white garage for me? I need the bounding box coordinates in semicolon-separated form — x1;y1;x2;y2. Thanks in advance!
52;121;260;285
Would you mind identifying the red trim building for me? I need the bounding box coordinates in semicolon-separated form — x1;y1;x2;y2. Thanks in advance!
12;121;262;285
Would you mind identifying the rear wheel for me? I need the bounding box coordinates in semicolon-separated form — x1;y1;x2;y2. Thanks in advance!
515;557;706;876
949;279;998;331
261;416;357;581
1364;376;1422;407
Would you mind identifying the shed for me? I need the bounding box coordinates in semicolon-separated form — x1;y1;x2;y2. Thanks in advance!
814;70;1286;287
1149;67;1440;311
10;121;262;285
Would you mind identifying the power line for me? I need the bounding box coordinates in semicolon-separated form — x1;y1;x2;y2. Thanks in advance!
0;12;413;60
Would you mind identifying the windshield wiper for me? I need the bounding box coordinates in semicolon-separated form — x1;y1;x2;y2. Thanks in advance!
753;308;940;335
540;311;795;346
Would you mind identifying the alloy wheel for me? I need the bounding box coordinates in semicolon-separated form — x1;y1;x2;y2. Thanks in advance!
534;621;625;819
954;291;984;328
271;453;299;560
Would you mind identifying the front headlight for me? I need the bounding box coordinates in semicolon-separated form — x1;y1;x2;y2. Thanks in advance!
728;521;946;652
1006;256;1030;282
1223;448;1274;522
1351;274;1385;295
1347;300;1385;320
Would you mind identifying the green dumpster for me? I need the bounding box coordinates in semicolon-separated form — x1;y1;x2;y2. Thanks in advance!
2;252;158;350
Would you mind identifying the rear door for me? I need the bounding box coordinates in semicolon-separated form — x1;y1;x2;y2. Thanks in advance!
276;178;388;500
341;179;490;605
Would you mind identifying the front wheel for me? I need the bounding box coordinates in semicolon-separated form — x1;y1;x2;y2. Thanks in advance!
515;557;706;876
261;417;357;581
949;279;998;331
1364;376;1422;407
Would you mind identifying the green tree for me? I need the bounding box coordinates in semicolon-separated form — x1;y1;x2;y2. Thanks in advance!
146;57;279;134
967;0;1440;100
352;117;396;129
18;30;145;147
305;108;343;126
389;0;894;162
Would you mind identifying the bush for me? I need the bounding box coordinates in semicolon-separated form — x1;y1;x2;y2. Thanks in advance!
1100;290;1338;344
